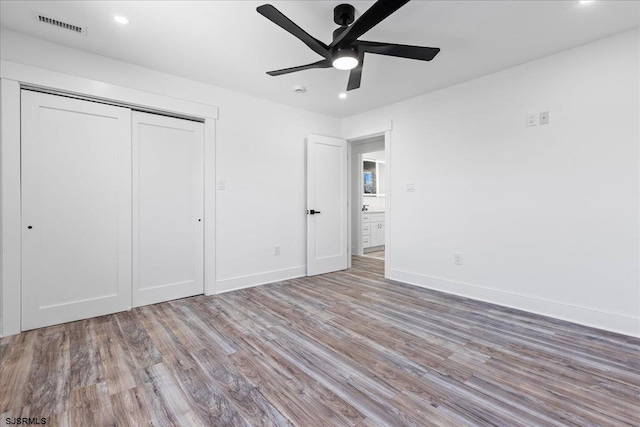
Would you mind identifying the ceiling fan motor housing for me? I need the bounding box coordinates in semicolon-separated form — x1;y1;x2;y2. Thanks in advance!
334;4;355;26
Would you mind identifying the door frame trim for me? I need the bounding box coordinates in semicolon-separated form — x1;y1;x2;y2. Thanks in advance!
0;60;218;337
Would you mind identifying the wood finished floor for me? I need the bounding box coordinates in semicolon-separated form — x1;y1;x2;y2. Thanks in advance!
363;250;385;260
1;256;639;426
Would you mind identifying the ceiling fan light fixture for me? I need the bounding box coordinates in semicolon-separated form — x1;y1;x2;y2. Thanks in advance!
258;2;440;91
332;49;359;70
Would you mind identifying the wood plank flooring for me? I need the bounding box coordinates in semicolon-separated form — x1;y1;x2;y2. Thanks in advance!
363;250;385;260
1;256;639;426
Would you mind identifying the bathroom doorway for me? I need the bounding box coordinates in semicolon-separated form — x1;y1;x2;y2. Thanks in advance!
350;135;386;261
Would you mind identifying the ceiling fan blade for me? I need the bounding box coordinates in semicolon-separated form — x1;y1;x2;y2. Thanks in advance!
331;0;410;50
354;41;440;61
257;4;331;59
266;59;332;76
347;53;365;91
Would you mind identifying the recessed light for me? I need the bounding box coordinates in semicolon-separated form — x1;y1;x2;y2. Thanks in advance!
114;16;130;25
339;93;347;99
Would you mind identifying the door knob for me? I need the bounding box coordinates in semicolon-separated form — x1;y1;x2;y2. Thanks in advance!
27;226;33;229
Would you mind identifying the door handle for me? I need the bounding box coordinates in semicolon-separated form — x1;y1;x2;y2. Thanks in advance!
308;210;321;215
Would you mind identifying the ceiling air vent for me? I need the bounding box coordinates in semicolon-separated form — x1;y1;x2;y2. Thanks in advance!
32;11;87;35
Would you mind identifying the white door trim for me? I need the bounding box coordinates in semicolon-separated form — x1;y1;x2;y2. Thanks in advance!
1;60;218;119
0;79;21;338
0;62;218;337
384;129;391;279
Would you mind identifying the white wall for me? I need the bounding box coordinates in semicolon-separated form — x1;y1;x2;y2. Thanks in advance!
0;29;341;294
364;150;385;162
343;29;640;336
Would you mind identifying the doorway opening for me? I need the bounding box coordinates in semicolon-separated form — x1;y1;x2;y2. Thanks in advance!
349;135;386;263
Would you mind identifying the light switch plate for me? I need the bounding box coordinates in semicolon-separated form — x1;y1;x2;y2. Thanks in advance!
407;183;415;192
539;111;549;125
526;113;537;127
218;180;226;190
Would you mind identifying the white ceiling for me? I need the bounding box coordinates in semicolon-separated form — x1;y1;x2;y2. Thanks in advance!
1;1;638;118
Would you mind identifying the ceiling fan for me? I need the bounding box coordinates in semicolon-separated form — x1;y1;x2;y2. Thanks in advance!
257;0;440;91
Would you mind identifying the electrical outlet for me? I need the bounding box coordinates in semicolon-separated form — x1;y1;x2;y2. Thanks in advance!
526;113;537;127
454;253;463;265
539;111;549;125
274;245;280;256
218;180;226;190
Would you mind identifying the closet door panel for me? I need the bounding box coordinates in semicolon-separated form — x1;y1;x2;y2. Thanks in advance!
21;91;132;330
132;112;204;307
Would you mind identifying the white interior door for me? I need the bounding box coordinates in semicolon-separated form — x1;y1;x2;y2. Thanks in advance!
132;112;204;307
307;134;348;276
21;91;132;330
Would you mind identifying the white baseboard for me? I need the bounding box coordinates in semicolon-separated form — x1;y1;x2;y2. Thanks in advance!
389;268;640;338
215;266;306;294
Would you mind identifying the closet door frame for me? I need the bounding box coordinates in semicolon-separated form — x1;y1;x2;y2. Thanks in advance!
0;64;218;337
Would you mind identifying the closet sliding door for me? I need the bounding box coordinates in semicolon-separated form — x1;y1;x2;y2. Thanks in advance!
21;92;205;330
21;91;132;330
132;112;204;307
